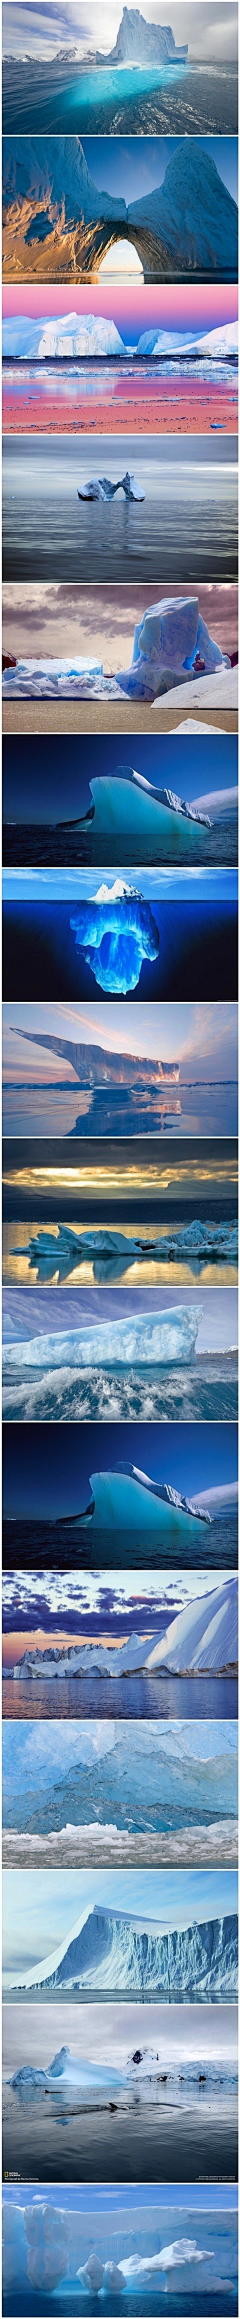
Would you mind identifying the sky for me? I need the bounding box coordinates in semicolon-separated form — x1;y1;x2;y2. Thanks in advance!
2;1413;237;1516
3;281;238;348
2;2;238;64
2;730;238;823
2;581;237;667
3;1998;237;2076
2;1139;238;1205
2;1281;238;1353
3;998;238;1085
2;1864;237;1971
79;134;238;205
3;867;237;903
2;1565;237;1663
3;2183;238;2215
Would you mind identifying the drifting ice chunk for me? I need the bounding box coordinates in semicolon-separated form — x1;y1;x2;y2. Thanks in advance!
70;881;159;993
3;1301;203;1373
77;472;145;502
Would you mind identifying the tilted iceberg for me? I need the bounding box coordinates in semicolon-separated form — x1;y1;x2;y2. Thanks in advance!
77;472;145;502
3;1301;203;1374
78;1459;210;1538
70;880;159;993
6;1905;237;1994
77;766;211;845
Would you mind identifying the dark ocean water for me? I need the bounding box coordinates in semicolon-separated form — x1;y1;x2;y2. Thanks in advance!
2;1509;238;1569
2;1353;238;1423
3;813;238;868
3;473;237;584
2;2295;238;2319
2;1677;238;1722
3;900;237;1005
2;1084;238;1138
2;59;237;135
2;2080;238;2184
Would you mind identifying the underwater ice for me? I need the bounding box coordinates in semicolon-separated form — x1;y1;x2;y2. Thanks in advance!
77;473;145;502
4;2194;236;2304
70;881;159;993
3;1301;203;1373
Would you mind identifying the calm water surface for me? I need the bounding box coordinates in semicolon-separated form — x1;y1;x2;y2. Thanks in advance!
2;59;237;134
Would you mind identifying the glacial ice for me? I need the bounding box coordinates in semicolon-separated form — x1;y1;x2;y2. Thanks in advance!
4;1720;237;1840
10;1574;237;1685
77;473;145;502
83;769;211;846
16;1219;237;1283
97;9;188;66
70;882;159;993
2;593;229;700
117;596;229;701
2;2195;237;2303
6;1906;238;1993
78;1457;209;1536
3;1301;203;1373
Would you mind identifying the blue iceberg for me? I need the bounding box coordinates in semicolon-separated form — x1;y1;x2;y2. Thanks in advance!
80;767;211;849
2;1301;203;1374
2;2189;237;2305
70;880;159;993
77;471;145;502
6;1905;238;1995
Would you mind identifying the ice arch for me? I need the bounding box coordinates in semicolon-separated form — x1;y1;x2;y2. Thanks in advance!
98;237;144;280
84;222;164;283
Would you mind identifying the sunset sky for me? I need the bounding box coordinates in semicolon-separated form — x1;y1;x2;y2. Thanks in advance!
3;282;238;345
2;998;238;1083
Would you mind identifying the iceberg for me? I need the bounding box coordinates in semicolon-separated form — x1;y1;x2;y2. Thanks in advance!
6;1906;238;1994
9;2039;125;2086
117;595;229;701
78;1459;210;1539
3;1720;237;1842
2;1301;203;1374
97;9;188;66
14;1218;237;1285
77;767;211;848
2;311;128;359
77;472;145;502
70;881;159;993
147;1575;238;1675
2;2194;237;2304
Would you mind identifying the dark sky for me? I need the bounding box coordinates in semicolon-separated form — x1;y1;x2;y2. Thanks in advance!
3;732;237;825
3;1418;237;1516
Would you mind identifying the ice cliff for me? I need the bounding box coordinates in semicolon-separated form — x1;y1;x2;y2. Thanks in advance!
3;1301;203;1373
97;9;188;66
6;1906;238;1993
4;2195;233;2304
69;881;159;993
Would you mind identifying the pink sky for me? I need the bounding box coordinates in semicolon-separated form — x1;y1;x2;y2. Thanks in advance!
2;284;238;332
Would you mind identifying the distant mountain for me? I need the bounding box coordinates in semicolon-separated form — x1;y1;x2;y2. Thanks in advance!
97;8;188;67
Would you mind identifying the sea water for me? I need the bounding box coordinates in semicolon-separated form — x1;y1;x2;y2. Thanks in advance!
3;458;237;585
3;1675;238;1722
2;2074;238;2185
3;811;238;869
2;1084;238;1138
2;1352;237;1423
2;59;237;136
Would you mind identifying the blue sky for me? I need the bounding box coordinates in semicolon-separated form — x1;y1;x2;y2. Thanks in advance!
3;2181;237;2213
3;1416;237;1517
3;1864;237;1971
80;135;238;205
2;1281;238;1353
2;731;238;823
3;867;237;902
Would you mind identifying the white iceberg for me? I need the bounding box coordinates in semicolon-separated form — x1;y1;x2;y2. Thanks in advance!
146;1575;238;1675
3;1301;203;1374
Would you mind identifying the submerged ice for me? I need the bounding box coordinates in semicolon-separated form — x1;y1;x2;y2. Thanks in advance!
70;880;159;994
2;1300;203;1374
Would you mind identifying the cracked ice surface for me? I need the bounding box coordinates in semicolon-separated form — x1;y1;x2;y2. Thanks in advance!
70;881;159;992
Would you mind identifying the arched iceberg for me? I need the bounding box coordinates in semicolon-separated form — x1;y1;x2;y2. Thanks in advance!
78;471;145;502
70;880;159;993
79;1460;210;1541
79;766;211;848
